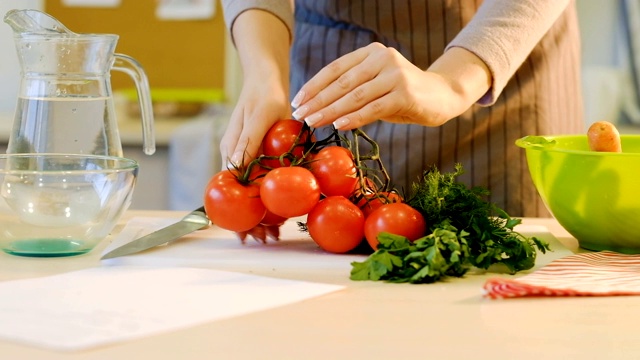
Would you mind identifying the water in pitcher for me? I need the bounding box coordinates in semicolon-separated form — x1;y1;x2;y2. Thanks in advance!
4;9;155;156
9;96;123;156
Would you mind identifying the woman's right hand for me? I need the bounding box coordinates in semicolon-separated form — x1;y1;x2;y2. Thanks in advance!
218;7;293;241
219;8;293;169
219;80;290;243
219;80;290;169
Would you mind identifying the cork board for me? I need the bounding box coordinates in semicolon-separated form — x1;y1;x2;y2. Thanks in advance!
44;0;227;98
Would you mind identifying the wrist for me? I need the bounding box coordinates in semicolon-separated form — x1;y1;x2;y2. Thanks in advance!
427;47;492;109
241;75;289;103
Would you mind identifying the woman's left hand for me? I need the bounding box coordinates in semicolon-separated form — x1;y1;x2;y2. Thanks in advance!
290;42;492;130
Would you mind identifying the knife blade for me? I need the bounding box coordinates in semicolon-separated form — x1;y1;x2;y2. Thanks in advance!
100;206;210;260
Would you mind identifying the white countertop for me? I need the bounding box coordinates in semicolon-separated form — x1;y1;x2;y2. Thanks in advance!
0;212;638;359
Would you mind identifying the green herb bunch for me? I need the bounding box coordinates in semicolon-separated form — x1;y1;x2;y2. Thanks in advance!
350;164;550;284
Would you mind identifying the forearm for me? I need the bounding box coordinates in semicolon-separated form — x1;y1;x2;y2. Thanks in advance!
447;0;572;105
232;9;291;88
222;0;294;91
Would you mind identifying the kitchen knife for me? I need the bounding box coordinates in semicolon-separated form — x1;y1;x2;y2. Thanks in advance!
100;206;210;260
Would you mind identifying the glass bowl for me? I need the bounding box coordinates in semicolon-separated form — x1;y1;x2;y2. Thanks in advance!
516;135;640;253
0;154;138;257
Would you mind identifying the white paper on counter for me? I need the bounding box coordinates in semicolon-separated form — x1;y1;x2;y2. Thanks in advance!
0;266;344;351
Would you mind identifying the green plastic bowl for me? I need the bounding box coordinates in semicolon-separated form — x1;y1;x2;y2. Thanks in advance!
516;134;640;254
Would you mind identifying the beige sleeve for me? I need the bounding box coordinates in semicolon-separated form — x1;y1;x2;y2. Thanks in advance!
446;0;572;105
221;0;295;44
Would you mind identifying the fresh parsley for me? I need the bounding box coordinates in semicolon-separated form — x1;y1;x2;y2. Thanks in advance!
350;164;550;283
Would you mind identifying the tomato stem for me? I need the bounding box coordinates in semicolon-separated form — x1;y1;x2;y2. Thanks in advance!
350;128;392;194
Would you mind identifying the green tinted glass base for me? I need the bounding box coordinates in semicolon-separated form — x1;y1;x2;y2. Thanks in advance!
3;239;90;257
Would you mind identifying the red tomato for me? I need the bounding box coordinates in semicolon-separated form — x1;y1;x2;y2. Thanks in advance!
357;191;403;218
260;166;321;218
260;209;288;226
246;167;288;226
307;196;365;253
356;177;378;194
261;119;313;168
309;146;358;197
204;170;266;232
364;203;427;250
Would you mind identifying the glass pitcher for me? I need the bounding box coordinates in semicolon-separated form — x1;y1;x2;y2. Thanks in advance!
3;9;155;157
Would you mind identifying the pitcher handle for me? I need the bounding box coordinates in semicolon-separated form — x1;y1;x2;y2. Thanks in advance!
112;54;156;155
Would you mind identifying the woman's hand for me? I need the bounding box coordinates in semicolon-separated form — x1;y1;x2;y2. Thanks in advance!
290;43;492;130
220;81;290;168
219;8;292;168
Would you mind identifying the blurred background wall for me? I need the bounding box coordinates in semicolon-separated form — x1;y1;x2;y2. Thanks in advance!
577;0;640;128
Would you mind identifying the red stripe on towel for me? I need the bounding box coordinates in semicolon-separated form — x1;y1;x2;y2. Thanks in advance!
484;251;640;299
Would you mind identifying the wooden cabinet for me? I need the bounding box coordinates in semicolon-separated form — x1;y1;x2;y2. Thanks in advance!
43;0;227;94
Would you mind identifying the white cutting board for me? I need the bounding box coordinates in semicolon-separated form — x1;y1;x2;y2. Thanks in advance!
101;216;573;284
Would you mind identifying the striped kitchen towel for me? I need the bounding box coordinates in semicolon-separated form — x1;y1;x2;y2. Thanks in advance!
483;251;640;299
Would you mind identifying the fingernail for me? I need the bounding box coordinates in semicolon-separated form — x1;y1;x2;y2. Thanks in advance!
291;90;305;108
229;151;243;166
292;105;309;120
305;113;324;127
333;117;350;129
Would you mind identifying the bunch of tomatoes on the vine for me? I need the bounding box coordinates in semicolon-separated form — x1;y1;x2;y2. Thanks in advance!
203;119;427;254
